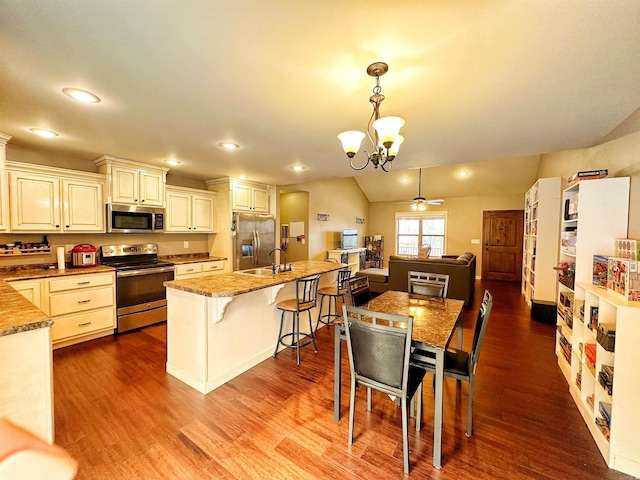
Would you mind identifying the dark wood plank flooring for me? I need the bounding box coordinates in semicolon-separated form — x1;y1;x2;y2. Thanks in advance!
52;280;634;479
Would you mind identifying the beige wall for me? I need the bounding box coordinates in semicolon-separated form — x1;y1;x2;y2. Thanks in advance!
280;191;309;262
284;177;369;261
537;123;640;238
369;194;523;276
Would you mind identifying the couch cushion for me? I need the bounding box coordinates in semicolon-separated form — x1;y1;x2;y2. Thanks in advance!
457;252;474;262
355;268;389;284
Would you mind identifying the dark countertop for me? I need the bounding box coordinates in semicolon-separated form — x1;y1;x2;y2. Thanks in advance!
164;260;342;298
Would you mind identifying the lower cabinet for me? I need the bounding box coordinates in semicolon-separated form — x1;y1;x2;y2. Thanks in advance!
9;279;44;310
174;261;226;280
45;272;116;348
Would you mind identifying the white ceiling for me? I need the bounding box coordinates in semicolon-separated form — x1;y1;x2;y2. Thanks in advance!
1;1;639;202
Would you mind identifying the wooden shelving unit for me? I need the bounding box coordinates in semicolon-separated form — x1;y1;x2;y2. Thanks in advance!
364;236;384;268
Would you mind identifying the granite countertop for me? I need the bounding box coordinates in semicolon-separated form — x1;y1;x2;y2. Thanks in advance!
164;260;343;298
159;253;227;265
0;265;116;337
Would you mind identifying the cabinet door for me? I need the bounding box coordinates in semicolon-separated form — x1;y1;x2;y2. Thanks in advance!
9;280;43;310
232;183;252;211
192;194;215;232
62;178;104;232
111;166;138;205
252;185;269;213
139;170;164;206
9;171;61;231
165;190;192;232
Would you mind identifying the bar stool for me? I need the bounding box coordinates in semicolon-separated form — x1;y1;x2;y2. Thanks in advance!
316;268;351;331
273;275;321;365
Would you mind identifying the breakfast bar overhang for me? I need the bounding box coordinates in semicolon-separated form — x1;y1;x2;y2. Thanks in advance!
163;260;343;394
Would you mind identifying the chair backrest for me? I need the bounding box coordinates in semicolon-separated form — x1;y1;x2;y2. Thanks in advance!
326;257;339;263
408;271;450;298
342;305;414;395
469;289;493;374
346;276;371;307
336;268;352;293
295;275;321;310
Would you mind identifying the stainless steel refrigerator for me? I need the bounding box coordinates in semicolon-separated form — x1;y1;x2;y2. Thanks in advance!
232;213;276;271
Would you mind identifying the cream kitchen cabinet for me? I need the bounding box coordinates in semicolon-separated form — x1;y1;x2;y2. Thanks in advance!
166;186;217;233
174;260;226;279
44;272;116;348
0;132;11;231
7;162;105;233
231;181;270;213
95;155;168;207
8;278;44;310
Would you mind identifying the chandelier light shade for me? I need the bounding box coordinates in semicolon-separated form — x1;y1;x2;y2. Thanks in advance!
338;62;405;172
337;131;366;158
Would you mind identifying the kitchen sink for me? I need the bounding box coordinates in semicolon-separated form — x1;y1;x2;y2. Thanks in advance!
235;265;298;276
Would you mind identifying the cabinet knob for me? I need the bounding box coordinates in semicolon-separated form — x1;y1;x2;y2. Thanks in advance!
65;225;70;228
141;199;145;203
55;224;60;228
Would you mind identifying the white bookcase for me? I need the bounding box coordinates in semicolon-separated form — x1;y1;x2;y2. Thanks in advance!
521;177;561;305
555;177;640;476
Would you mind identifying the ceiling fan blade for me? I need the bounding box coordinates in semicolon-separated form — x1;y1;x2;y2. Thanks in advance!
427;199;445;205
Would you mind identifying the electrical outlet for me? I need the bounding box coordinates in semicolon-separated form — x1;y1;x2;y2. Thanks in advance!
184;241;189;249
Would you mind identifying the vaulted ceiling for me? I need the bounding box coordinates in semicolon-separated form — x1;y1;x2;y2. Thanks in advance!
1;1;639;201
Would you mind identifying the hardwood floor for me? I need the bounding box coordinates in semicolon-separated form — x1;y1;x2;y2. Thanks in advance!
53;280;634;479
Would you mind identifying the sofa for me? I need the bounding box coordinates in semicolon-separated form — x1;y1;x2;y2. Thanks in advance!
356;252;476;307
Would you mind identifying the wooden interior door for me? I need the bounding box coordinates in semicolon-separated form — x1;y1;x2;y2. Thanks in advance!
482;210;524;281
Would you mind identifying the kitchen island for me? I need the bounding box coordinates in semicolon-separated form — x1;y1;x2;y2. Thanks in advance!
163;260;344;393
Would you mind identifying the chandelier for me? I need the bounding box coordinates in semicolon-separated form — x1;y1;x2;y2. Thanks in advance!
338;62;405;172
411;168;444;211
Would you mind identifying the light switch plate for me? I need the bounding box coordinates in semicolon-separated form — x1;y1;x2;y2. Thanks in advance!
184;241;189;249
471;239;480;244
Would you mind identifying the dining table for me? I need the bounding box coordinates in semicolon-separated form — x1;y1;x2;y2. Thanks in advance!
334;290;465;469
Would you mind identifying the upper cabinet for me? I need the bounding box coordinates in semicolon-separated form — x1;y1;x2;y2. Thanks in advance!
165;185;217;233
231;180;269;213
0;133;11;232
95;155;168;207
7;162;105;233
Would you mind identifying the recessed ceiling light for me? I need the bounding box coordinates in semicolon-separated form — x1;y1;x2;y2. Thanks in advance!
62;87;101;103
166;159;181;166
401;177;409;183
219;142;239;150
458;170;468;178
290;166;306;171
29;128;59;138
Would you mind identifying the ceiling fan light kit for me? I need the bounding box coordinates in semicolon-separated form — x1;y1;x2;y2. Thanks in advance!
338;62;405;172
411;168;444;211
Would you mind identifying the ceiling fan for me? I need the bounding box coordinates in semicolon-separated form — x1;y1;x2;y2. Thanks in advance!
410;168;444;211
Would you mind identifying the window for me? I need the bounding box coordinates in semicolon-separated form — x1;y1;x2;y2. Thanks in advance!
396;212;447;256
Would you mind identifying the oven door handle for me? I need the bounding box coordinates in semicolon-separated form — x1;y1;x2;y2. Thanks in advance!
116;266;175;277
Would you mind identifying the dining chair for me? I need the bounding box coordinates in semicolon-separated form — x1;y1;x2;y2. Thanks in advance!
345;275;372;307
315;267;352;331
342;304;427;475
410;289;493;437
408;271;450;298
273;275;321;365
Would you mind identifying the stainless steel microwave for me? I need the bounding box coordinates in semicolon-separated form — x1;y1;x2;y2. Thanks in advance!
107;204;165;233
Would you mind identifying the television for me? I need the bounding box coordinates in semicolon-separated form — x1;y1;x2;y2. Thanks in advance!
341;229;358;249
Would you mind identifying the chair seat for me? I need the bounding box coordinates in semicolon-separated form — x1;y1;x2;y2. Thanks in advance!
318;286;347;297
276;299;315;312
411;347;470;378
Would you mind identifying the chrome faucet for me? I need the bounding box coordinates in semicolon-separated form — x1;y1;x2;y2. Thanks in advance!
269;247;290;273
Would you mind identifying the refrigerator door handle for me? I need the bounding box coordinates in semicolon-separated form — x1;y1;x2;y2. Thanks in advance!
256;231;261;265
252;230;257;267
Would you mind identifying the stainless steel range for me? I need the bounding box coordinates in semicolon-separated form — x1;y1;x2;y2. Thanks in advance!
99;243;174;333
